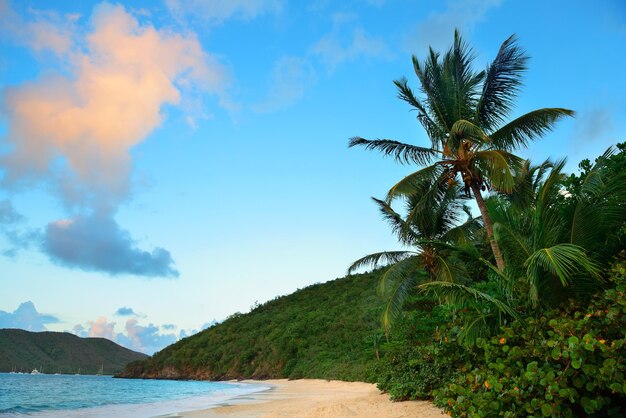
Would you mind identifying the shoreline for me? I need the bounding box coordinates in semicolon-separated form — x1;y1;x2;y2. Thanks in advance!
178;379;443;418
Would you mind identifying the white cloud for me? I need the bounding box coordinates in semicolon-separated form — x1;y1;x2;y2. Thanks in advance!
408;0;502;54
252;56;317;113
165;0;283;25
0;301;59;331
311;14;391;72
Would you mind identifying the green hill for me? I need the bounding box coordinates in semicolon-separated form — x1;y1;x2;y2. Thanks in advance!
118;271;384;381
0;329;148;375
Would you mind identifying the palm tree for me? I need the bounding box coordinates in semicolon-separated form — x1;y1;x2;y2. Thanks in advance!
348;177;481;333
350;30;574;271
489;148;626;307
419;149;624;342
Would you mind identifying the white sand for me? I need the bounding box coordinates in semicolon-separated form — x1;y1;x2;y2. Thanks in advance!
180;379;443;418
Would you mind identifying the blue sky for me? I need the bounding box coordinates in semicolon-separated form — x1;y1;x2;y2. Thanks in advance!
1;0;624;354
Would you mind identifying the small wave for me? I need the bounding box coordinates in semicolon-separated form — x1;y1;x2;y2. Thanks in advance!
0;405;41;415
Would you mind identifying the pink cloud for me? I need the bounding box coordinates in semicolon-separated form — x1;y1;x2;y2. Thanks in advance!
1;2;231;276
87;316;116;340
2;3;228;207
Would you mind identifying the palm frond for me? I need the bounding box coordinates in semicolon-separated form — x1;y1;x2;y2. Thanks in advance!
535;159;566;211
524;244;601;293
419;281;520;320
508;159;554;209
447;29;483;123
376;256;421;296
372;197;422;245
472;149;524;192
476;34;528;130
348;137;439;165
489;108;574;150
439;213;483;245
394;77;445;148
401;179;463;239
381;270;427;335
347;251;418;275
386;164;445;202
493;219;532;260
570;146;626;251
450;119;490;145
457;313;492;346
412;53;451;132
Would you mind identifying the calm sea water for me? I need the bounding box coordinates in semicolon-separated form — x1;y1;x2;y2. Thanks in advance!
0;373;270;417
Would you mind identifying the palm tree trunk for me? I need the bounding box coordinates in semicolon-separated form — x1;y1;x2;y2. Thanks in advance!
470;182;506;271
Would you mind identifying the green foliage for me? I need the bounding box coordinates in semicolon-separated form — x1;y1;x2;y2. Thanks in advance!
376;342;462;401
0;329;147;374
374;297;466;400
119;272;385;381
434;259;626;417
348;174;481;333
418;145;626;345
351;30;573;272
347;24;624;417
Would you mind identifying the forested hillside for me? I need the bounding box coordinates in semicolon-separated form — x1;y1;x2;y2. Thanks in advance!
0;329;147;375
118;271;384;381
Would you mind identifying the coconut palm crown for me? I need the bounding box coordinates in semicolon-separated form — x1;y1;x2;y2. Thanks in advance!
349;30;574;271
347;178;482;333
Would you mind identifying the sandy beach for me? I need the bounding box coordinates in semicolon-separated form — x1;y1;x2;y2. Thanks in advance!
180;379;443;418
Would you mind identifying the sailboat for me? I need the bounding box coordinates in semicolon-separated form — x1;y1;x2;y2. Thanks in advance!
96;364;104;376
75;368;80;375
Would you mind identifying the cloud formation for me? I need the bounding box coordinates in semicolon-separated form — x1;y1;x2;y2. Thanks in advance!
253;13;389;113
252;56;317;113
0;199;40;258
72;304;219;353
117;318;178;354
86;316;117;340
44;214;178;277
166;0;283;25
1;2;229;276
0;301;59;331
73;314;179;354
0;199;23;225
312;26;390;71
409;0;502;53
0;0;76;57
115;306;139;316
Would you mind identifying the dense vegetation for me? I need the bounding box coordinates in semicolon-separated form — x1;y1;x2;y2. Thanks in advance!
351;29;626;417
119;30;625;417
0;329;147;375
118;272;384;381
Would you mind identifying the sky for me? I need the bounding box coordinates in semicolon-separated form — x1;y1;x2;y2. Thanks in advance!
0;0;624;355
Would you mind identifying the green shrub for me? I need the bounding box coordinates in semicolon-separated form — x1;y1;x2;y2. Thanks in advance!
434;260;626;417
376;340;467;400
375;300;470;400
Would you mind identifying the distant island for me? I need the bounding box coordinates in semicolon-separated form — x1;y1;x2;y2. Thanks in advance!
0;329;147;375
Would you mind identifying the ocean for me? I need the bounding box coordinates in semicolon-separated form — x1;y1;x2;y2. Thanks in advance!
0;373;270;417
